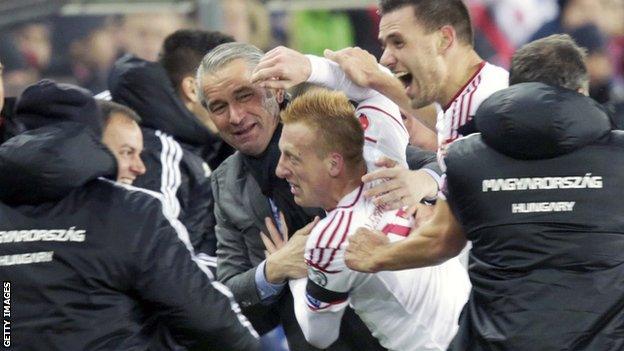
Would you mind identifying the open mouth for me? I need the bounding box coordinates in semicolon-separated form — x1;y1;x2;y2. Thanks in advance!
119;178;134;185
288;182;300;195
395;71;413;89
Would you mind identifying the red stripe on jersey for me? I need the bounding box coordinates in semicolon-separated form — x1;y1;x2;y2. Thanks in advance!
443;61;486;111
321;211;353;270
306;257;341;274
458;78;476;130
315;248;325;269
365;136;378;143
460;80;475;127
465;75;482;125
322;211;345;250
315;212;338;248
381;223;411;237
457;90;466;134
356;105;408;133
335;184;364;209
451;98;459;140
313;212;344;267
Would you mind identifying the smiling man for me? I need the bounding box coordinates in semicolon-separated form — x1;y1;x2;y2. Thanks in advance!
99;101;146;185
377;0;508;166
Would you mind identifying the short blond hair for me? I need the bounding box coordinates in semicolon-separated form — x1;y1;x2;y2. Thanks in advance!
281;89;364;167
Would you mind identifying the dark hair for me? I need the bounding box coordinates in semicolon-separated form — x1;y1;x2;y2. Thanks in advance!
98;100;141;124
158;29;235;92
379;0;474;46
509;34;588;91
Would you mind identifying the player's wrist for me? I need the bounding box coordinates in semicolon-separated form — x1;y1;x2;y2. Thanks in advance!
368;245;391;273
265;256;286;284
415;169;439;199
368;69;393;92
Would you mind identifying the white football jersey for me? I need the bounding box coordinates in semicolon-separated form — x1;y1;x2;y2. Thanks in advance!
300;183;470;351
437;61;508;170
306;55;409;169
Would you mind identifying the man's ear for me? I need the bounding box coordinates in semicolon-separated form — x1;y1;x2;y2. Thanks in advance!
327;152;344;177
438;25;456;55
180;76;199;103
273;88;286;104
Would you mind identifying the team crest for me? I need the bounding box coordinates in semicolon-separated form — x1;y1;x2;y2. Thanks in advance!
358;114;370;130
309;267;328;287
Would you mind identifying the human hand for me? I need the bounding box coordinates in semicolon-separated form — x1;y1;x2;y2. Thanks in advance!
251;46;312;89
324;47;387;89
261;214;320;283
345;227;390;273
362;157;438;214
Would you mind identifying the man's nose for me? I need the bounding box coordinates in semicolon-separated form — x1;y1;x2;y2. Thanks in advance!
379;48;396;69
228;104;245;125
275;154;290;179
131;155;146;176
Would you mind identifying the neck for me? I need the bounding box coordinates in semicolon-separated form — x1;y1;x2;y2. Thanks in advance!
323;162;366;210
440;48;483;108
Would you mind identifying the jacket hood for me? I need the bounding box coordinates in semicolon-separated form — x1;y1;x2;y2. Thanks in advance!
13;79;104;138
475;82;611;159
108;55;216;146
0;122;116;205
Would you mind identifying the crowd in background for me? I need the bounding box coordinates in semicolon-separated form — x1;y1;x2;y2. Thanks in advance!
2;0;624;123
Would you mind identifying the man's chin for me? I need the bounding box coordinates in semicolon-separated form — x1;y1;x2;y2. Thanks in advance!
409;96;431;110
293;195;305;206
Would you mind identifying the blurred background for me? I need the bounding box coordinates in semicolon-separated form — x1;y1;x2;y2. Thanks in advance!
1;0;623;115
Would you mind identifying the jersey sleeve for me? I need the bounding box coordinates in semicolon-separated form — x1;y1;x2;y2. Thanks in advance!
304;54;409;168
290;212;357;349
289;277;347;349
356;95;409;170
306;55;379;102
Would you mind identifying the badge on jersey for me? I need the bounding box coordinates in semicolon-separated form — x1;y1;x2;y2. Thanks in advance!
309;267;328;287
358;113;370;131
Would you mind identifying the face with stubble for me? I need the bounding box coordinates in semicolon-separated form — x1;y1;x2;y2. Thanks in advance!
200;59;282;156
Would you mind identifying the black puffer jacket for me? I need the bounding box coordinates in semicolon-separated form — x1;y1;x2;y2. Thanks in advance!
108;55;231;268
446;82;624;351
0;81;259;351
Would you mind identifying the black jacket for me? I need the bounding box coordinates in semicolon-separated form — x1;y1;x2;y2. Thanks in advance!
108;55;232;266
445;82;624;351
0;81;259;350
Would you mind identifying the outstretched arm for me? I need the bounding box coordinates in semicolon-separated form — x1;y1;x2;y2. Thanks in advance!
345;199;466;273
251;46;380;102
324;47;438;131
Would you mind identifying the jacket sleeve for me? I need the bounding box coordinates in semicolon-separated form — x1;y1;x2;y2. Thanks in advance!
135;131;218;271
133;199;260;351
211;173;263;307
406;145;440;172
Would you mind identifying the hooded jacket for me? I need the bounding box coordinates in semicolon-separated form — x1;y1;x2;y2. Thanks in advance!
0;80;259;350
108;55;231;267
445;82;624;351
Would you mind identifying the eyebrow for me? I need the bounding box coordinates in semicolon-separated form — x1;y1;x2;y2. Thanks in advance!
284;149;301;161
233;86;255;95
381;32;402;44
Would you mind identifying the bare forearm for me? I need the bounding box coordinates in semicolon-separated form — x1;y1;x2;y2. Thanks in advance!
370;74;437;131
372;225;465;271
